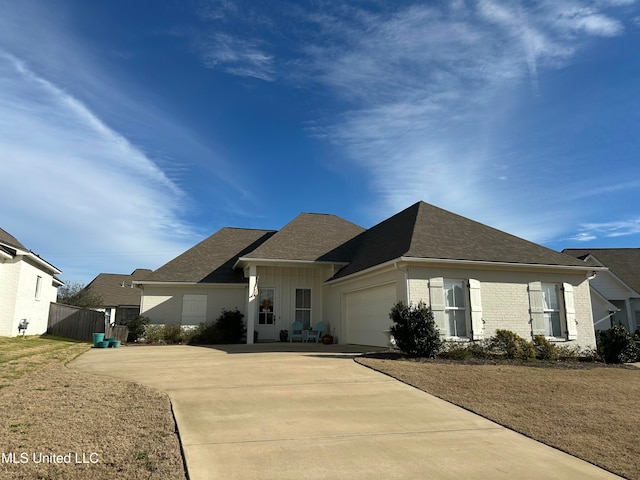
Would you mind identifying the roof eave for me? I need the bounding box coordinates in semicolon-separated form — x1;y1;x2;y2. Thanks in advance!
234;257;348;269
327;256;607;286
398;256;608;272
133;280;247;287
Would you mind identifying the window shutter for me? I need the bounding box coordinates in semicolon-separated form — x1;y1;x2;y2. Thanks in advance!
562;283;578;340
468;279;483;340
528;282;546;336
429;277;446;336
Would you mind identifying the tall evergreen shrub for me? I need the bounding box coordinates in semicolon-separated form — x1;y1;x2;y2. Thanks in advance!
389;301;441;357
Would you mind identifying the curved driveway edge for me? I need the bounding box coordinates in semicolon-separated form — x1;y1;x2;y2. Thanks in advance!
70;345;621;480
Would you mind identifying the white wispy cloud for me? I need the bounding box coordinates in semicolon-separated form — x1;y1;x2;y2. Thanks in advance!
283;0;634;239
575;218;640;239
198;33;275;81
0;51;194;281
568;233;598;242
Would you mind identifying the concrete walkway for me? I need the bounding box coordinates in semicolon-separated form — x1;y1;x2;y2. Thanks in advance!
70;344;620;480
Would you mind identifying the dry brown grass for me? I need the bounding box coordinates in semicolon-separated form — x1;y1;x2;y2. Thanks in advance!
0;336;185;479
356;355;640;480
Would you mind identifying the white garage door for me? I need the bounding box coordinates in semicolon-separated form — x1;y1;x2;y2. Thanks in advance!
345;284;397;347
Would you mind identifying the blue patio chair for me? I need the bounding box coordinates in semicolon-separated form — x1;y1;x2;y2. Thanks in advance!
305;322;326;343
290;321;305;342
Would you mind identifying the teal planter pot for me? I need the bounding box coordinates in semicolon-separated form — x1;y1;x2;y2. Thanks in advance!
92;333;105;346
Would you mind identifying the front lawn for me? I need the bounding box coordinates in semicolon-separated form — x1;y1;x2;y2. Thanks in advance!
357;354;640;480
0;336;185;479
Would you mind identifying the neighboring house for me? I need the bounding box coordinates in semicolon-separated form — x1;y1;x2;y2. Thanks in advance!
563;249;640;333
84;269;152;325
136;201;600;348
0;227;62;336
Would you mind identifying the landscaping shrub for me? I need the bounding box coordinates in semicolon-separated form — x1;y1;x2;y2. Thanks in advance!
598;324;638;364
439;342;471;361
189;322;218;345
162;324;183;344
144;324;165;344
389;301;441;357
215;308;246;343
466;340;491;358
532;335;560;361
557;343;583;361
127;315;150;342
189;308;246;345
488;329;535;360
577;347;599;362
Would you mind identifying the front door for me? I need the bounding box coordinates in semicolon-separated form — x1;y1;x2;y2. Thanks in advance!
256;288;276;341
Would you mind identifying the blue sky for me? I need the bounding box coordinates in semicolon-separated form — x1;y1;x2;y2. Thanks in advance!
1;0;639;283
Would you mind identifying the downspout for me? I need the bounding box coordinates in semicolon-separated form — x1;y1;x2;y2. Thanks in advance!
593;311;617;329
394;261;409;304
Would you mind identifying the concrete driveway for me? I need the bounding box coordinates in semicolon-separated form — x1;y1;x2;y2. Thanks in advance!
70;344;619;480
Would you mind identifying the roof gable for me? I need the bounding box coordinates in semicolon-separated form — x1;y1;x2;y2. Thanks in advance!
334;202;585;279
147;228;275;283
242;213;365;262
563;248;640;294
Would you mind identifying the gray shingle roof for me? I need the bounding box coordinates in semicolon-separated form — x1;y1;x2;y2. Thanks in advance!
0;227;27;251
147;228;276;283
563;248;640;294
85;269;153;307
333;202;586;279
242;213;365;262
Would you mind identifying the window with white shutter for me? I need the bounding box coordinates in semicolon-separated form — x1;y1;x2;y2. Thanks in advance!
429;277;446;336
468;279;483;340
530;281;577;340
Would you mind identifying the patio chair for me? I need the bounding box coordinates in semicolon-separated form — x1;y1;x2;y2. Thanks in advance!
305;322;326;343
290;321;305;343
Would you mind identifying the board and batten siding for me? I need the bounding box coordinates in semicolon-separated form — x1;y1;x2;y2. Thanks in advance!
254;265;330;334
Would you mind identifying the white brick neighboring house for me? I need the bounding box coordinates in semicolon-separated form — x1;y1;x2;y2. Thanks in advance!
0;228;62;336
136;202;601;349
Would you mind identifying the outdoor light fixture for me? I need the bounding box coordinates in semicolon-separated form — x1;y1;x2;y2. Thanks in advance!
18;319;29;336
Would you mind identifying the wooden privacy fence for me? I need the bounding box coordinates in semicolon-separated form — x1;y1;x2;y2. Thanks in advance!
48;303;128;343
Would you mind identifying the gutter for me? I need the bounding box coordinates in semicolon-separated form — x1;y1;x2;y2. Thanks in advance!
133;281;247;287
327;256;607;286
233;257;349;269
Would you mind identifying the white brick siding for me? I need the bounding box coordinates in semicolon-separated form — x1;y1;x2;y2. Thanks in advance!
406;266;596;350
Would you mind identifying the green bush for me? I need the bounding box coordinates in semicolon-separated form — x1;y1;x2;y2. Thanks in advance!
189;322;218;345
439;342;471;360
466;340;491;358
598;324;638;364
215;309;246;343
532;335;560;361
389;301;441;357
162;324;183;344
189;308;246;345
557;343;582;361
144;324;165;344
488;329;535;361
127;315;150;342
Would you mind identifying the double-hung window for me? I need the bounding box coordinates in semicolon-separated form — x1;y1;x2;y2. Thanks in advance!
529;281;577;340
295;288;311;330
35;276;42;300
541;283;562;338
444;279;467;337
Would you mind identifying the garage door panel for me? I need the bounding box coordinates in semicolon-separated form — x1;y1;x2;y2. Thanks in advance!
345;284;396;347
